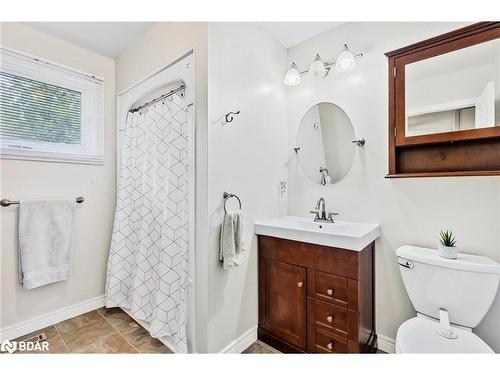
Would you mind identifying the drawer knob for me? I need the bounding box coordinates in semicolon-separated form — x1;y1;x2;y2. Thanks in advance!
297;281;304;288
327;342;334;350
326;288;333;296
326;315;333;323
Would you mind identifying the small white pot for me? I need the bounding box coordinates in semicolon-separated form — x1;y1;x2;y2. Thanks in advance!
438;243;458;259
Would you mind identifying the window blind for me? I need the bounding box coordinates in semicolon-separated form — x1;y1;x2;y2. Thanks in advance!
0;47;104;164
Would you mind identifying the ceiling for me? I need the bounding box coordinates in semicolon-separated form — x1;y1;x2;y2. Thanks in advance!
23;22;344;58
24;22;154;58
259;22;345;48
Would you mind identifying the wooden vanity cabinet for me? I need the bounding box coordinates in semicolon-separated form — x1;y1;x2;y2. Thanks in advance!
258;235;376;353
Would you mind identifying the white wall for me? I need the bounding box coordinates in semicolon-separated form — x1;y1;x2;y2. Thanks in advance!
207;23;288;352
114;22;209;353
285;22;500;352
0;23;116;328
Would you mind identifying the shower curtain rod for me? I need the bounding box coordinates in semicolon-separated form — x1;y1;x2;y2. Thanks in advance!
129;84;186;113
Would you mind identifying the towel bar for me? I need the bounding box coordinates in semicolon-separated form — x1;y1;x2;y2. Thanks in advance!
0;196;84;207
223;192;241;213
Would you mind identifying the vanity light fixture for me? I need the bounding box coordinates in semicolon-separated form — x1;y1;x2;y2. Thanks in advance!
283;44;362;86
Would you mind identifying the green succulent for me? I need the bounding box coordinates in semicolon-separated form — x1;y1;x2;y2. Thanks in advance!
439;230;456;247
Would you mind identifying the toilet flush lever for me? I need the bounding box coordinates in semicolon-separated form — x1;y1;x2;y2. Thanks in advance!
398;258;414;269
436;308;458;340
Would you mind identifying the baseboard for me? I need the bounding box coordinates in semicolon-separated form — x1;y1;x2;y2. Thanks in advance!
219;325;257;353
377;334;396;354
0;295;106;341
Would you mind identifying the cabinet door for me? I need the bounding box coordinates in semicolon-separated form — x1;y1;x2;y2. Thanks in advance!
262;258;306;350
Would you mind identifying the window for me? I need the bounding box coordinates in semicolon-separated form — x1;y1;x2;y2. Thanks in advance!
0;47;104;164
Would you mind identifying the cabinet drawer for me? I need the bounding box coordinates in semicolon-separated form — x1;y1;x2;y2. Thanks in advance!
310;325;348;353
308;299;348;337
310;270;348;308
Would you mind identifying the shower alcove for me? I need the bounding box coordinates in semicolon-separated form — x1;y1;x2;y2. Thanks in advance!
108;51;195;353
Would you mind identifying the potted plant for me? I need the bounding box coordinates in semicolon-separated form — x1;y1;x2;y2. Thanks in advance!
438;230;457;259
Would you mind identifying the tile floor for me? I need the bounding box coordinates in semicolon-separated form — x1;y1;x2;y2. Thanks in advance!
11;308;382;354
242;341;385;354
242;340;281;354
14;307;172;354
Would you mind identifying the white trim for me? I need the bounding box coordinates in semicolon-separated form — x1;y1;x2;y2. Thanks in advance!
117;49;194;96
0;152;104;165
406;98;476;117
219;325;258;353
377;334;396;354
0;295;105;341
1;46;105;164
0;45;104;81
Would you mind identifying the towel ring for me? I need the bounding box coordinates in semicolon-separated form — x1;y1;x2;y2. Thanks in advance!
223;192;242;213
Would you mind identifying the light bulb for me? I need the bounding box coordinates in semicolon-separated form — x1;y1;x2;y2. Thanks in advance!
284;62;301;86
335;44;356;72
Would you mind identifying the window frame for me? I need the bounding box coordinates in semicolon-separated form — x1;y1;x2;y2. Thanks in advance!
0;46;104;165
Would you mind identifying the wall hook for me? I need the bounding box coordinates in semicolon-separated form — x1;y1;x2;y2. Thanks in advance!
225;110;240;124
352;138;365;146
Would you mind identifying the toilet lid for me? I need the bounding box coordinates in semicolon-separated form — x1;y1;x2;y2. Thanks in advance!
396;317;493;353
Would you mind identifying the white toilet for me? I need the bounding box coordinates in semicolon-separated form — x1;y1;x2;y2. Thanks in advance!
395;245;500;353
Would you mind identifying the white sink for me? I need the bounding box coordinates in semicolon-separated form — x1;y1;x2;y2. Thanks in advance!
255;216;380;251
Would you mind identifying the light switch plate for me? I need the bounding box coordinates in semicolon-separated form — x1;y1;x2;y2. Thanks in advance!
279;181;287;202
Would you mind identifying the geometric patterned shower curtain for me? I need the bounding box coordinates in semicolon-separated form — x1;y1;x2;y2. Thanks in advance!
105;89;189;353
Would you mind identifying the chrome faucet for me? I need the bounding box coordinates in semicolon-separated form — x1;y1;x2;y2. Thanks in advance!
310;197;338;223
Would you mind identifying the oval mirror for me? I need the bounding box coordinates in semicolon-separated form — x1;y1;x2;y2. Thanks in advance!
296;103;356;185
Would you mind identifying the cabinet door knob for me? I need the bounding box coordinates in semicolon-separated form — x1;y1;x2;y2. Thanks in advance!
326;288;333;296
327;342;334;350
326;315;333;323
297;281;304;288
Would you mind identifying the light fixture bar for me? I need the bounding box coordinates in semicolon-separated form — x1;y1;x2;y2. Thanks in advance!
297;52;363;76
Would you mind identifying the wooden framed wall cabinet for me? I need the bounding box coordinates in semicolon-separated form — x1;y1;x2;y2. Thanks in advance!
385;22;500;177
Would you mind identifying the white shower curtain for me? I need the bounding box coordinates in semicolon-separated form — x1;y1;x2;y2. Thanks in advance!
105;90;190;353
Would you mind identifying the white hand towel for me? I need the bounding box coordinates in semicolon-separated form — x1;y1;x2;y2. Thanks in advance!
219;210;247;270
18;199;75;289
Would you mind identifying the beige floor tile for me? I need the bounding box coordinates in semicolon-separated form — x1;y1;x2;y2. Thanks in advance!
70;332;137;354
98;307;140;332
55;310;107;334
10;309;172;354
55;310;135;353
45;334;70;353
121;325;172;353
242;341;280;354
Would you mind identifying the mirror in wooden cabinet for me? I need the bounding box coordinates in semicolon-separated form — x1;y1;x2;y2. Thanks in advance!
386;22;500;177
405;38;500;137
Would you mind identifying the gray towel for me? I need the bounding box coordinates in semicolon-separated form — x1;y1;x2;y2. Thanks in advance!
219;210;247;270
18;199;75;289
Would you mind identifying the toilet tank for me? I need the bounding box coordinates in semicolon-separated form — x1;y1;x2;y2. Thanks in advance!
396;245;500;328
